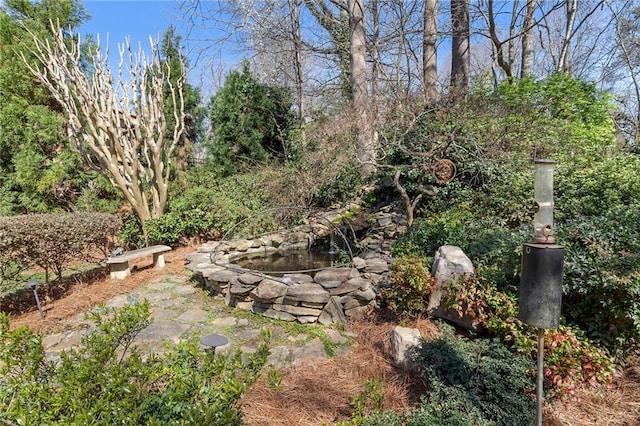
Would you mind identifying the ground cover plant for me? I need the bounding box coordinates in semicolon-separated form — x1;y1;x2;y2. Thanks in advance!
0;300;269;425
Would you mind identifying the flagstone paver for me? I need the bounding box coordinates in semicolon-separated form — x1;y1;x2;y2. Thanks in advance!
41;271;352;369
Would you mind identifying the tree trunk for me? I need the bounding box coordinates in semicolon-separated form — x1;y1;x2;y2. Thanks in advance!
450;0;470;95
423;0;438;103
520;0;536;78
290;0;306;147
558;0;578;73
349;0;375;177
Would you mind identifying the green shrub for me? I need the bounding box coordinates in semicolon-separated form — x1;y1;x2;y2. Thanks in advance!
380;256;434;319
412;324;536;426
440;273;615;398
207;62;295;174
0;301;269;425
311;160;363;207
0;213;121;285
557;208;640;353
119;172;281;248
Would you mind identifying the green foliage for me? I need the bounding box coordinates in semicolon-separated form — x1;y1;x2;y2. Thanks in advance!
557;207;640;352
490;73;616;162
0;0;101;214
412;324;535;425
0;301;269;425
380;256;434;319
311;160;363;207
119;170;281;248
338;378;386;425
0;213;121;289
345;325;536;426
440;273;615;398
207;62;295;174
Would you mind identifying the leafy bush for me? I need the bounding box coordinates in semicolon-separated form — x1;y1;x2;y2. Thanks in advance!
347;325;535;426
412;324;536;425
0;301;269;424
311;160;363;207
0;213;121;287
207;62;295;174
120;171;281;248
440;273;615;397
557;208;640;353
380;255;434;319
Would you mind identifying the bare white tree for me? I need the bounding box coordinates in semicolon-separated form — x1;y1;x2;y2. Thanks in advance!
21;23;185;233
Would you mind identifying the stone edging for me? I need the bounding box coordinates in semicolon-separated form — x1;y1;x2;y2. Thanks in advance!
185;205;408;324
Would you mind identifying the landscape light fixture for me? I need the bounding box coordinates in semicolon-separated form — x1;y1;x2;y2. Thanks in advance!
25;279;45;320
519;159;564;426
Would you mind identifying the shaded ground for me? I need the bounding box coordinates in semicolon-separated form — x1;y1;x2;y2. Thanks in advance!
4;246;640;425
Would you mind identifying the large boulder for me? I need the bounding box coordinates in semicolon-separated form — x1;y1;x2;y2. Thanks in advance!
428;245;477;330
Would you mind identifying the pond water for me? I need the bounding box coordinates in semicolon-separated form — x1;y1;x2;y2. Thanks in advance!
236;249;344;277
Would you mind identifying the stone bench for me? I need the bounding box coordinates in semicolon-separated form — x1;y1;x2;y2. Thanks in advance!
106;245;172;280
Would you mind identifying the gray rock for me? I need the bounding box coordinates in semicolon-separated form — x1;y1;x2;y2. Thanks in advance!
282;273;314;283
319;297;346;325
365;258;389;273
237;273;264;285
263;308;296;322
314;267;359;285
272;304;322;317
352;287;376;302
207;269;239;284
285;283;330;304
351;257;367;270
175;309;209;324
342;296;361;310
328;280;362;296
391;326;421;370
318;280;342;289
266;345;291;369
291;338;327;363
251;279;289;301
428;245;474;313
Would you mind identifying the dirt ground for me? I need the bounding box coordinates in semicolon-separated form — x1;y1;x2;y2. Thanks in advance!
3;246;640;425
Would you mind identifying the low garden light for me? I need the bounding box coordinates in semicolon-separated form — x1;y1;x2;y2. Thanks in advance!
25;279;45;320
519;159;564;426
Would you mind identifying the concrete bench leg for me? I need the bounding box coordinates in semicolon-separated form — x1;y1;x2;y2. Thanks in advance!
110;262;131;280
153;253;166;268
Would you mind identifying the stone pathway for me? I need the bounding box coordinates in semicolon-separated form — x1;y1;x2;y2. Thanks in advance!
41;273;352;369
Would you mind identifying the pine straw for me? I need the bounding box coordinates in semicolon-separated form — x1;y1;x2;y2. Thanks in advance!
6;246;191;335
545;366;640;425
239;315;441;426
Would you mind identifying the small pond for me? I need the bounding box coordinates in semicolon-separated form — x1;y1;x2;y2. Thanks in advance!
235;239;351;277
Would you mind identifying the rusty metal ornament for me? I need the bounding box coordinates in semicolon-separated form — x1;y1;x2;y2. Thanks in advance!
433;159;456;183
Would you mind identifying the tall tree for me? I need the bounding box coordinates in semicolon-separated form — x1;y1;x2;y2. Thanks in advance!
349;0;375;177
423;0;438;103
450;0;470;94
520;0;536;78
0;0;93;214
289;0;306;146
22;23;186;231
304;0;352;97
208;62;294;174
557;0;578;73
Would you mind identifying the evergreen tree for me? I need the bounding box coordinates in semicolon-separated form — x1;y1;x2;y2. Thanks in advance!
0;0;113;214
207;62;294;174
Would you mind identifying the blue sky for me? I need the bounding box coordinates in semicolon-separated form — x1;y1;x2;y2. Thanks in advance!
78;1;238;97
79;1;182;53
